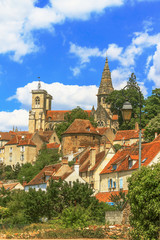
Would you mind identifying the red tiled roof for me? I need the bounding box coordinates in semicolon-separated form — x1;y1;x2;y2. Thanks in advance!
90;151;106;171
153;134;160;142
112;115;118;121
46;110;91;122
101;140;160;174
0;132;15;141
5;135;36;147
26;163;62;186
96;190;128;202
3;182;20;191
114;129;144;141
47;143;60;149
96;127;109;135
63;119;100;135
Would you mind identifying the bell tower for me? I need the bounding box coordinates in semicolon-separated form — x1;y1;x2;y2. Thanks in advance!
28;82;52;133
97;57;114;110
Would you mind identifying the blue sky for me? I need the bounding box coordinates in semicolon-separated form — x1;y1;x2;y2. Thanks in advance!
0;0;160;131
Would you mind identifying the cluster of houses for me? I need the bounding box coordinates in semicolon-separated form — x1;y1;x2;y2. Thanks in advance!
0;58;159;203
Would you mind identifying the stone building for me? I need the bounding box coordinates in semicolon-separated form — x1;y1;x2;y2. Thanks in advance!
92;58;118;132
61;119;102;156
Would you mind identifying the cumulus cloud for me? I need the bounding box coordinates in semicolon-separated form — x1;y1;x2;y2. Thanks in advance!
69;29;160;90
0;109;28;132
0;0;123;61
8;81;98;110
148;44;160;87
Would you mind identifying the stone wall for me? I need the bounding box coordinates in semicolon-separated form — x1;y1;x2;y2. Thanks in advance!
105;203;130;225
62;134;101;156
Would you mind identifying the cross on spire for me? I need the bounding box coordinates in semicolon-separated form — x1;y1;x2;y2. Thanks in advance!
37;77;41;89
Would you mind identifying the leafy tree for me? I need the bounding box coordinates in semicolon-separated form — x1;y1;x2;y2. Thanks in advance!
113;144;122;153
109;190;127;210
17;163;38;184
144;114;160;142
106;73;145;129
144;88;160;121
55;106;96;141
127;163;160;240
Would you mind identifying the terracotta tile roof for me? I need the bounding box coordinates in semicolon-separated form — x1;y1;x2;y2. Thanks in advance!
112;115;118;121
26;162;73;186
46;110;92;122
101;140;160;174
26;163;62;186
114;129;144;141
90;151;106;171
153;134;160;142
47;143;60;149
0;132;15;141
5;135;36;147
95;190;128;202
96;127;109;135
3;182;20;191
63;119;100;135
79;149;90;172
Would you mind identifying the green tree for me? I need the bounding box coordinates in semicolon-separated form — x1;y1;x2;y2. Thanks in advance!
144;114;160;142
106;73;145;129
113;144;122;153
55;106;95;141
127;163;160;240
109;190;127;210
144;88;160;121
17;163;38;184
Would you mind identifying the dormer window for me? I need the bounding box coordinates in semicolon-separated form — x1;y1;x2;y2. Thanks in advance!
86;127;90;131
35;97;40;108
112;164;117;170
128;159;133;169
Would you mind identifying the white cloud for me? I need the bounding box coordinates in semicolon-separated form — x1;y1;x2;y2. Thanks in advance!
0;109;28;132
148;44;160;87
0;0;123;61
8;81;98;111
69;42;107;64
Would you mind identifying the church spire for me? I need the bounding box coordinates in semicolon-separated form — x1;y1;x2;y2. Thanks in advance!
97;57;114;96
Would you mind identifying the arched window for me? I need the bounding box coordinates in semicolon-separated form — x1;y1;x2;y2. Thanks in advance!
35;97;40;108
97;120;104;127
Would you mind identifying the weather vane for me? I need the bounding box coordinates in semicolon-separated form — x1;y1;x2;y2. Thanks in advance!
37;77;41;89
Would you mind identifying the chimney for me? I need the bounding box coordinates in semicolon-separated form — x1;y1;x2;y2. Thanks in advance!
135;122;139;131
74;158;79;175
62;157;68;165
155;132;158;139
23;181;27;187
90;147;96;168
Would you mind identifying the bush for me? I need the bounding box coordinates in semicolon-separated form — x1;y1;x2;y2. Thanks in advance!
61;205;92;229
127;163;160;240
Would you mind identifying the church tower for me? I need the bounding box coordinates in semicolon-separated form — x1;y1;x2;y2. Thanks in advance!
93;57;116;128
97;57;114;110
29;82;52;133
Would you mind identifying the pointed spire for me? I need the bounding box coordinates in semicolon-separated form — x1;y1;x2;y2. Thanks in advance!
97;57;114;95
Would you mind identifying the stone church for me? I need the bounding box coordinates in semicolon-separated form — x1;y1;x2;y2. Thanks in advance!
28;57;118;133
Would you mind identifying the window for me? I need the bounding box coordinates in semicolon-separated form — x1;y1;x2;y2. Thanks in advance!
128;160;132;169
35;97;40;108
20;153;24;161
9;154;12;162
97;120;104;127
0;149;1;153
108;179;113;189
21;146;25;152
119;178;123;189
9;147;12;153
93;136;95;140
112;164;117;170
113;181;116;189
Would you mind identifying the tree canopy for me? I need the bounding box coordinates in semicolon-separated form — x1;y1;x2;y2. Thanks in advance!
106;73;145;130
144;114;160;142
127;163;160;240
55;106;95;141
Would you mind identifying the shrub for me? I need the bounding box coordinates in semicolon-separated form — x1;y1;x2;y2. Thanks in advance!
127;163;160;240
61;205;92;229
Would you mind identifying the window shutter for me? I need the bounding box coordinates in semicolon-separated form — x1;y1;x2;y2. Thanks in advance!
114;181;116;188
120;178;123;189
108;179;110;189
111;179;113;188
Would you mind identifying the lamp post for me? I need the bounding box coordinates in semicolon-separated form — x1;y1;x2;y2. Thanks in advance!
121;84;142;169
